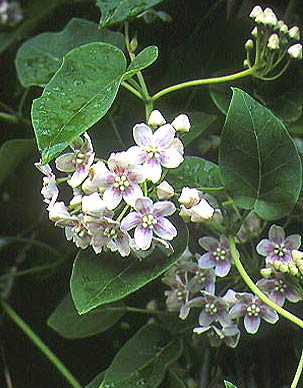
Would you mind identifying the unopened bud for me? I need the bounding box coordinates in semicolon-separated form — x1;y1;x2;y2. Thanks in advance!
251;27;258;37
291;249;303;263
82;177;96;194
260;267;273;278
179;205;192;222
148;109;166;128
263;7;278;26
70;194;82;207
178;187;200;207
267;34;279;50
171;114;191;133
82;193;105;216
273;260;282;271
190;198;215;222
277;20;288;33
243;59;249;68
279;263;289;273
249;5;263;19
289;264;299;277
129;36;138;53
288;43;302;59
156;180;174;199
245;39;254;51
289;26;300;40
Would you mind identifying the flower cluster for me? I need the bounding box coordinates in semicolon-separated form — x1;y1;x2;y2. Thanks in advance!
244;5;302;79
0;0;22;26
162;224;302;348
36;111;216;257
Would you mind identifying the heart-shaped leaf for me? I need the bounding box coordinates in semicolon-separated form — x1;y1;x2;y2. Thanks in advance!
31;42;127;164
15;18;124;88
219;88;302;220
70;217;188;314
47;293;125;339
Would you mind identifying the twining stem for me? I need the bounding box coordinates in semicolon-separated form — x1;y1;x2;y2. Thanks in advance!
0;300;82;388
291;347;303;388
228;235;303;329
151;68;254;101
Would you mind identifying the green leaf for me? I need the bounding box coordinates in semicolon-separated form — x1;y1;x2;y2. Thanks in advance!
167;156;222;192
123;45;158;80
0;139;35;185
97;0;163;27
166;369;187;388
31;42;127;164
99;323;183;388
47;293;125;339
15;18;124;88
183;111;217;146
219;88;302;220
70;217;188;314
224;381;237;388
85;371;106;388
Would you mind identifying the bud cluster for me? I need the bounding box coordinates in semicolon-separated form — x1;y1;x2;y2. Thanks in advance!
0;0;22;26
244;5;302;79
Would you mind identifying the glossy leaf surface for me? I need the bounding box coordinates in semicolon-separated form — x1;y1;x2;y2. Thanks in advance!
123;45;158;80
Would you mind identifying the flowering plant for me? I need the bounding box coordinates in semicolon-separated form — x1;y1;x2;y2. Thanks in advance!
1;1;303;388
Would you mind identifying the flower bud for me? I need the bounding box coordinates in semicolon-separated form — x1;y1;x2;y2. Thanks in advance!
251;27;258;37
245;39;254;51
82;177;97;194
260;267;273;278
249;5;263;19
129;36;138;53
156;180;174;199
171;114;191;133
148;109;166;128
263;7;278;26
288;43;302;59
178;187;200;207
179;205;192;222
70;194;82;207
291;249;303;263
277;20;288;33
82;192;105;216
279;263;289;273
267;33;279;50
190;198;215;222
48;202;70;223
289;26;300;40
289;263;299;277
243;59;249;68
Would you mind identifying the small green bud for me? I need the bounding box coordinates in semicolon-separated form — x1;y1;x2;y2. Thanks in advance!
245;39;254;51
292;249;303;263
289;264;299;277
289;26;300;41
129;36;138;53
260;267;273;278
288;44;302;59
279;263;289;273
267;34;279;50
250;5;263;19
277;20;288;33
251;27;258;37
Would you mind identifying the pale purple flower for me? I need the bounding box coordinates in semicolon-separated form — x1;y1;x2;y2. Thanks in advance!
121;197;177;250
229;293;279;334
188;268;216;295
163;272;190;319
126;123;184;183
55;132;95;188
189;293;231;327
193;323;240;348
256;224;301;263
257;273;301;306
35;162;59;209
198;236;233;277
90;152;145;210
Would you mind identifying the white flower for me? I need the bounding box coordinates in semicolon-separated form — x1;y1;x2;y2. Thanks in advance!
157;181;174;199
289;26;300;40
147;109;166;128
48;202;72;225
288;44;302;59
179;205;192;222
190;198;215;222
251;27;258;37
35;162;59;209
81;193;108;217
277;20;288;33
55;132;95;188
178;187;200;207
171;114;191;133
262;7;278;26
127;123;184;183
267;34;279;50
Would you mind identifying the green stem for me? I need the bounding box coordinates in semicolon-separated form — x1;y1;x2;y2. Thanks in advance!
291;347;303;388
106;306;165;315
151;68;254;101
0;112;18;123
228;235;303;329
0;299;82;388
121;81;144;100
0;260;63;281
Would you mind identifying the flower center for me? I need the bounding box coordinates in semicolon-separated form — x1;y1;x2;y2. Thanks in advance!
113;174;130;191
146;144;160;159
213;247;226;261
273;243;287;257
73;224;87;238
74;150;87;166
142;213;157;229
205;302;217;315
176;290;185;301
104;226;117;238
274;279;287;293
246;302;260;317
196;270;206;283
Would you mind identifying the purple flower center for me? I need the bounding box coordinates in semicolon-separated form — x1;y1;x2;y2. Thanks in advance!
141;213;158;229
205;303;217;315
246;302;261;317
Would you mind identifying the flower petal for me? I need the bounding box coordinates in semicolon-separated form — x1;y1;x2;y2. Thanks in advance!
143;159;162;183
268;224;285;243
198;236;219;251
198;311;214;327
125;146;146;165
116;233;131;257
153;200;176;217
133;123;153;146
120;212;141;231
215;261;231;277
103;187;123;210
123;184;143;207
261;306;279;324
256;239;274;256
134;225;153;250
55;153;75;172
160;148;183;169
198;253;215;269
285;234;301;250
244;315;260;334
135;197;153;213
153;124;175;147
154;217;177;240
